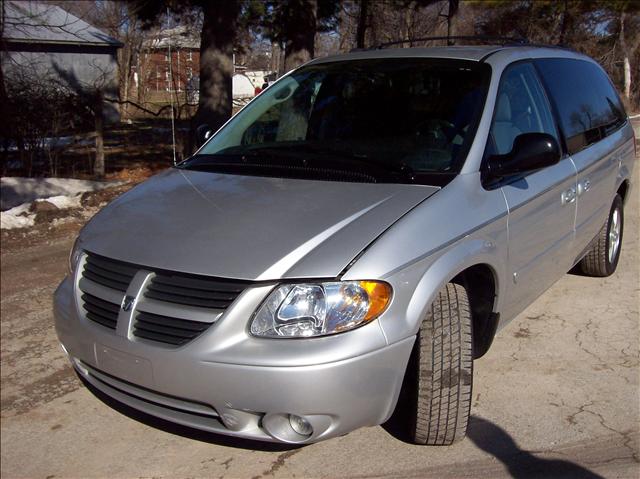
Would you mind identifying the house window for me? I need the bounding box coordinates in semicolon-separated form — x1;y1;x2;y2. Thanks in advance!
188;51;193;62
165;51;169;61
187;67;193;79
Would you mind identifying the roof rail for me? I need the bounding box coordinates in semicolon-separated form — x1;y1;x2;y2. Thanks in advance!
369;35;528;50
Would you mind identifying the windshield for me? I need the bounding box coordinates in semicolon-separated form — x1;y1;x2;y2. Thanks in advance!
183;58;490;186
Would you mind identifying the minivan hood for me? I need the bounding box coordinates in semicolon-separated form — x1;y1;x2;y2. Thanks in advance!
80;169;439;280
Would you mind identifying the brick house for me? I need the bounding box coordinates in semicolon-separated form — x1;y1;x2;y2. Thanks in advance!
134;25;200;105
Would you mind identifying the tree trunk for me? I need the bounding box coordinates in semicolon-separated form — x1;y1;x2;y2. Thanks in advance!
356;0;368;49
122;45;131;119
270;41;281;74
619;11;632;101
283;0;318;72
447;0;459;44
558;0;569;45
193;0;238;136
94;93;105;179
623;56;631;101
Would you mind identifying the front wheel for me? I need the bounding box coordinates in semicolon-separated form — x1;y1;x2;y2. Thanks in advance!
409;282;473;445
579;194;624;277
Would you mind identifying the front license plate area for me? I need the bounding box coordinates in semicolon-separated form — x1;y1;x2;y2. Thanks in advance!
95;344;154;388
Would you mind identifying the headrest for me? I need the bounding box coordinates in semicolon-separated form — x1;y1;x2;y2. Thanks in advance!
495;93;512;122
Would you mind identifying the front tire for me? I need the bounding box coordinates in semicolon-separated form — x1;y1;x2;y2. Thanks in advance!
579;194;624;277
410;283;473;445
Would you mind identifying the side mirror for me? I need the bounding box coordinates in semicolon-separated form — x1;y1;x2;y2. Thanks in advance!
195;124;213;147
487;132;561;180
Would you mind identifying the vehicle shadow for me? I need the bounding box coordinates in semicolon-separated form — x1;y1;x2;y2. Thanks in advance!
466;416;604;478
382;411;604;478
78;375;300;452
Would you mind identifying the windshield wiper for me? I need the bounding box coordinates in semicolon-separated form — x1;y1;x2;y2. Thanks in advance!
179;145;415;184
240;144;416;183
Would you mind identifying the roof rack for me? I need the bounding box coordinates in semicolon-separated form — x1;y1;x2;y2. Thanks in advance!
369;35;529;50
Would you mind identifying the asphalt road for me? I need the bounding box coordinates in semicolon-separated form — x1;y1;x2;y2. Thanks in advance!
1;169;638;479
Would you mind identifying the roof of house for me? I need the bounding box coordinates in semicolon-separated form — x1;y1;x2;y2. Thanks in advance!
143;25;200;51
3;1;123;47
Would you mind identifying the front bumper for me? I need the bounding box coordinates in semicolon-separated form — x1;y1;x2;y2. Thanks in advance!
54;276;414;444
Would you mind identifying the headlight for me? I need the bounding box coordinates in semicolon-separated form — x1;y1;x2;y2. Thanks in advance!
68;237;82;275
250;281;392;338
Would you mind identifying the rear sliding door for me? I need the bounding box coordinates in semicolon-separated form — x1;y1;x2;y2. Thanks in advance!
534;58;627;261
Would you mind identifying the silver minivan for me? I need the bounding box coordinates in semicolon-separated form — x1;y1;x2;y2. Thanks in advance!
54;43;636;445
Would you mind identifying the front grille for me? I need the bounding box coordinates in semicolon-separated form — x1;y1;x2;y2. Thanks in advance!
133;311;212;346
82;292;119;329
83;253;137;292
144;272;247;309
79;251;250;346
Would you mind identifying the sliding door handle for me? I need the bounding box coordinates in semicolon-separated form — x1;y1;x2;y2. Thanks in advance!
577;179;591;196
561;187;576;205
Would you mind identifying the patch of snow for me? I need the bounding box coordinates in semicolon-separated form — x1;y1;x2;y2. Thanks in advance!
37;194;82;209
1;204;36;229
1;177;122;210
52;217;76;227
6;202;31;216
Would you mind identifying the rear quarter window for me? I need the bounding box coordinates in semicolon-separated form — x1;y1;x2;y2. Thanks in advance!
534;58;626;155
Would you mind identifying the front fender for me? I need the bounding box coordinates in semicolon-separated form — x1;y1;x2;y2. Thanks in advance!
348;235;507;347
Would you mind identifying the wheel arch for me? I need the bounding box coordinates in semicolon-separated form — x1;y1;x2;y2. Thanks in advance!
451;264;500;358
401;239;505;358
617;179;630;205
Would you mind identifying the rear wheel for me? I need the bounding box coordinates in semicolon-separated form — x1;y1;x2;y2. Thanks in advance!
410;283;473;445
579;195;623;277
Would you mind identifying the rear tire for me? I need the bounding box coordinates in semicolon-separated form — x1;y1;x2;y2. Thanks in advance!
410;283;473;445
579;195;623;277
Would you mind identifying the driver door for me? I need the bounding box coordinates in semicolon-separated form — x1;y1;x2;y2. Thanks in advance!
487;62;577;321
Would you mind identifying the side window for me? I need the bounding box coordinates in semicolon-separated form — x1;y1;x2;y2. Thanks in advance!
535;58;626;155
487;63;558;157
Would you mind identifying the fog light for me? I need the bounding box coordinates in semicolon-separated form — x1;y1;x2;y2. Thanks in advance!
289;414;313;436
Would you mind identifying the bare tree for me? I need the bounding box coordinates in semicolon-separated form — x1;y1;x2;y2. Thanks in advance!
617;8;640;102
